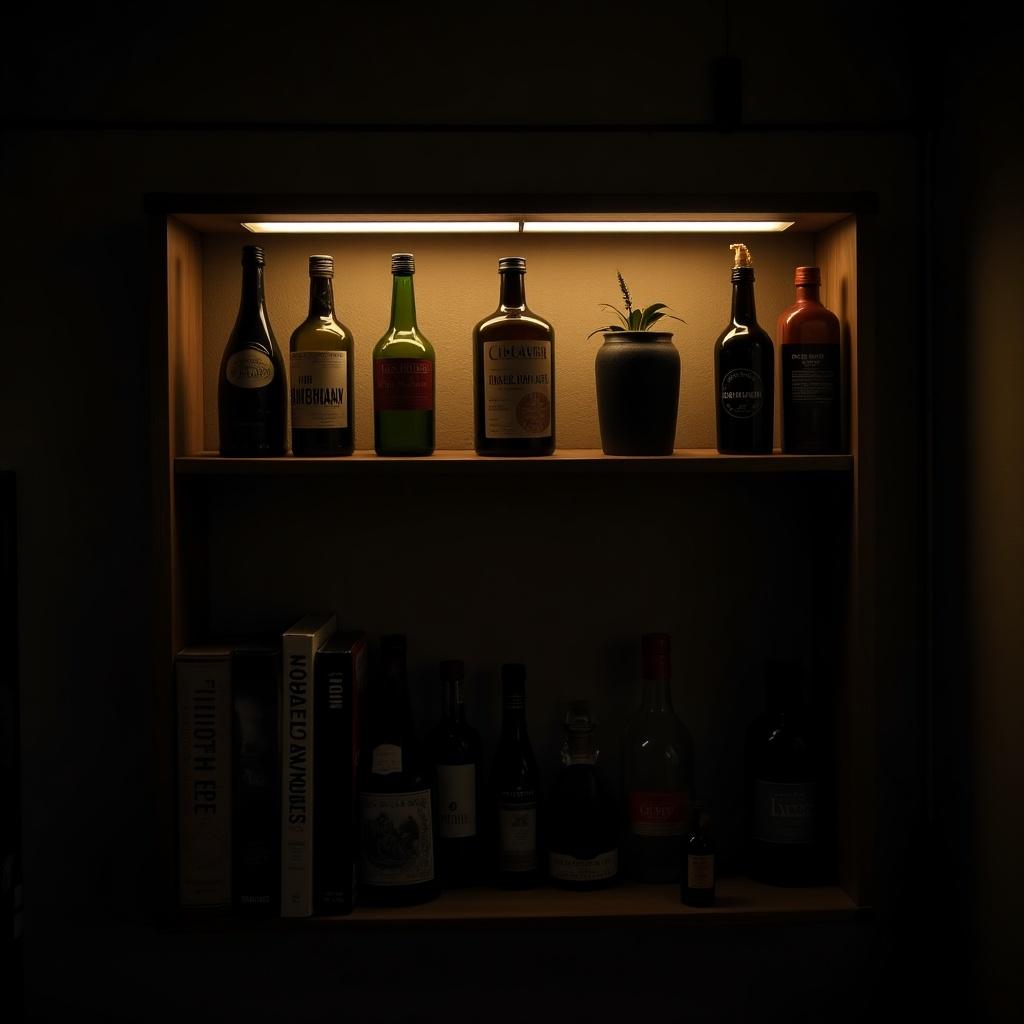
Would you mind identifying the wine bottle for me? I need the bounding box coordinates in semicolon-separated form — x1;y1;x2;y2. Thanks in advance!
714;243;775;454
778;266;842;453
372;253;435;456
681;808;716;907
489;663;541;888
356;634;439;905
290;255;355;456
473;256;555;456
746;661;818;886
218;244;287;456
547;701;619;890
624;633;694;882
425;659;482;887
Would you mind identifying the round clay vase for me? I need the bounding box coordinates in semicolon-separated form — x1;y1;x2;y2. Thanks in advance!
595;331;680;455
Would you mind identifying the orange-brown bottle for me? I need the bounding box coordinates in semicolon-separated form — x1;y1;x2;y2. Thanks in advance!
777;267;842;453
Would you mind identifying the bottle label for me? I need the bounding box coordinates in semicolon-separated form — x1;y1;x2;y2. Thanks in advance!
374;358;434;411
721;367;764;419
498;802;537;871
687;853;715;890
783;344;838;406
290;351;348;428
357;788;434;886
370;744;402;775
483;339;553;438
437;764;476;839
629;791;688;837
226;350;275;389
755;780;815;844
549;848;617;883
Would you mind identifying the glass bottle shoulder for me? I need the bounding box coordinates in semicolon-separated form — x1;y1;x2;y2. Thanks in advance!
474;307;554;340
374;327;434;358
291;316;352;351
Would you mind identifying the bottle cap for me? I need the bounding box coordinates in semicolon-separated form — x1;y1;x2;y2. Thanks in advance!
241;244;265;266
794;266;820;285
730;242;753;269
391;252;415;275
309;255;334;277
642;633;671;681
440;659;464;682
498;256;526;272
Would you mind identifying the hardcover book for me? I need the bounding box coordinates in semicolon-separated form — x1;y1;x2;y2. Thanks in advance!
313;631;368;915
280;612;337;918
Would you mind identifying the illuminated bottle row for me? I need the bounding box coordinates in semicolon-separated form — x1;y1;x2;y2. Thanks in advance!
217;245;841;458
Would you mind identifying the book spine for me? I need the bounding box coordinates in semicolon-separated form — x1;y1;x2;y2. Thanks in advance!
232;650;280;916
281;634;316;917
177;657;231;909
313;641;362;915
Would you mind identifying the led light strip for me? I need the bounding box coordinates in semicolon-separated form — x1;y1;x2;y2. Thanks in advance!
242;220;795;234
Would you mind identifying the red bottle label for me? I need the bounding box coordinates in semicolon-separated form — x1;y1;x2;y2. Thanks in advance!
373;358;434;411
629;791;688;837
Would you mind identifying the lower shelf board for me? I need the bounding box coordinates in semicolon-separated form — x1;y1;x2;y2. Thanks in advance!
176;878;866;930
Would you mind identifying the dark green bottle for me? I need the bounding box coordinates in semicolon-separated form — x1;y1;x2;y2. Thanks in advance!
372;253;435;456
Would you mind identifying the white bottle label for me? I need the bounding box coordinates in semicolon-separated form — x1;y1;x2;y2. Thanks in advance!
226;350;275;389
290;350;348;429
371;744;402;775
358;789;434;886
484;339;552;438
687;853;715;890
754;780;815;844
549;849;618;883
437;764;476;839
498;802;537;871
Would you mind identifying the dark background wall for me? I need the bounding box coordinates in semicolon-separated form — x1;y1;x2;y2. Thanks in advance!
1;3;1018;1020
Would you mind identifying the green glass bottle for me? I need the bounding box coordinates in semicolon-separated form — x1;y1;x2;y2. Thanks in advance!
289;255;355;456
372;253;435;456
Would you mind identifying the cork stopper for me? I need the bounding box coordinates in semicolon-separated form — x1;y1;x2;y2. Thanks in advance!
730;243;753;269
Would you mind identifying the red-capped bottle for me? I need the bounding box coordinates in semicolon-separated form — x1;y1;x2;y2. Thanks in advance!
624;634;695;882
778;266;843;453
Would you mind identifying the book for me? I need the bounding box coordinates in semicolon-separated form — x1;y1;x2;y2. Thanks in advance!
176;644;233;910
232;641;281;916
280;612;337;918
313;631;368;915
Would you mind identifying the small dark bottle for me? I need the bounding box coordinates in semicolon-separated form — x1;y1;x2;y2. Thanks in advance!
778;266;843;453
714;243;775;454
218;244;287;456
473;256;555;456
488;664;541;889
746;661;818;886
356;634;440;906
681;809;716;907
425;660;482;887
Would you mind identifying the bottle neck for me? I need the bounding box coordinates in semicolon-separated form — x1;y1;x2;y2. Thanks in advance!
389;273;418;331
240;262;267;314
501;701;527;740
731;270;758;325
308;275;336;318
498;270;526;310
378;660;413;735
442;678;467;725
641;675;674;713
567;728;596;765
794;282;821;305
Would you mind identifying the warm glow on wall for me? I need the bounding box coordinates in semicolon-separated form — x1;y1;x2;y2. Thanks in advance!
242;219;795;234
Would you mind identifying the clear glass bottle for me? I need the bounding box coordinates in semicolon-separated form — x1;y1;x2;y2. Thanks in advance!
473;256;555;456
218;244;287;456
624;633;694;882
289;254;355;456
356;634;439;905
425;659;482;887
547;701;619;890
372;253;435;456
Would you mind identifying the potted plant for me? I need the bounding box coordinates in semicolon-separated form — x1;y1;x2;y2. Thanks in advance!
588;273;685;455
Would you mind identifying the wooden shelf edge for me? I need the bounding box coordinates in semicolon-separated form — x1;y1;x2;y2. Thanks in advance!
162;880;868;931
175;450;854;476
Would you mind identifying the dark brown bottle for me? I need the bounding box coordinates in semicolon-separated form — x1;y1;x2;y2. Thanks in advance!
681;809;716;907
778;266;842;453
746;661;818;886
218;245;287;456
714;243;774;454
473;257;555;456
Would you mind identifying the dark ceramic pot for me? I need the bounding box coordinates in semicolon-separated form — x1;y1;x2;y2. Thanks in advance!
595;331;680;455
